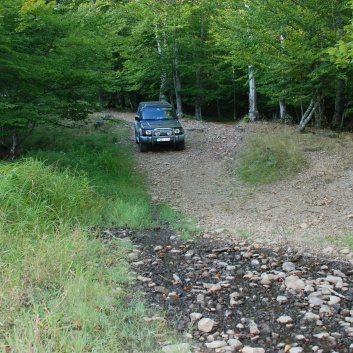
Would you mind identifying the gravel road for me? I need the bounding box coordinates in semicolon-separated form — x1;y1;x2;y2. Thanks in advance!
111;111;353;261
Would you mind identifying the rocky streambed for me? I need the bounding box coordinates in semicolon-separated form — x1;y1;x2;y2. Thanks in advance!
103;228;353;353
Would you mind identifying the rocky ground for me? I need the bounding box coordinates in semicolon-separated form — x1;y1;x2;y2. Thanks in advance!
102;111;353;352
103;227;353;353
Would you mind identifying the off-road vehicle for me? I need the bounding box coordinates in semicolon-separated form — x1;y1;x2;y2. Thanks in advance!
134;101;185;152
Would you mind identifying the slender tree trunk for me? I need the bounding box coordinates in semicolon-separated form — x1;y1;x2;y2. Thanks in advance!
314;98;326;128
195;83;202;121
156;26;168;101
194;8;204;121
279;99;287;121
10;132;17;156
232;65;237;120
173;43;183;117
248;65;258;121
298;93;322;132
332;78;345;128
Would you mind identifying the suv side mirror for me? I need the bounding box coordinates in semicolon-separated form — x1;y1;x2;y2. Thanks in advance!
135;115;140;121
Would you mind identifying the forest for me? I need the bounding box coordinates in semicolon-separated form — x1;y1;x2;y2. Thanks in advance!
1;0;353;154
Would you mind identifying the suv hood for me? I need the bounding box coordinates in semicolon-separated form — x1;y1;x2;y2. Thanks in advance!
140;119;182;129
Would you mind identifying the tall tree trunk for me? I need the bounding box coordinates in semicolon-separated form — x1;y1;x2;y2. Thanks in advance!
279;99;287;121
156;26;168;101
194;8;204;121
332;78;345;128
314;98;326;128
248;65;258;121
173;43;183;117
195;83;202;121
10;132;17;156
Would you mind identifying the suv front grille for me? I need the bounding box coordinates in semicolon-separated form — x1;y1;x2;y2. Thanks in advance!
154;128;173;136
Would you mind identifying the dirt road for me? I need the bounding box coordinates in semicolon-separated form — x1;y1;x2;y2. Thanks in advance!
112;112;353;260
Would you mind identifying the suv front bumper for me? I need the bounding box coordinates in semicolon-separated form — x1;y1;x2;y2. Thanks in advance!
140;134;185;145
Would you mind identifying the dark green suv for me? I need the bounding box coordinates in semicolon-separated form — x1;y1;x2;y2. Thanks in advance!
134;101;185;152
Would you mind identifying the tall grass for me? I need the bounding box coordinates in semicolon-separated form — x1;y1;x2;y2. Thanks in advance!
24;124;152;229
0;122;184;352
236;131;306;184
0;159;101;235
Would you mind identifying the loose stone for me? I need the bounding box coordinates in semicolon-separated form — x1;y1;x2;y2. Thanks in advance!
162;343;191;353
283;262;296;272
277;316;293;324
205;341;227;349
227;339;243;349
198;318;215;332
285;275;305;291
241;347;265;353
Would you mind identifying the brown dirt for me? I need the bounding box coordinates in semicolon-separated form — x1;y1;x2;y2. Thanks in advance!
107;111;353;260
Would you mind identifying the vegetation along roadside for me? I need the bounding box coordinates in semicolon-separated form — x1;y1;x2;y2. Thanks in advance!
0;122;192;352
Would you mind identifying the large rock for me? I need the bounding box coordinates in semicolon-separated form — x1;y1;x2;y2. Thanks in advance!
242;347;265;353
285;275;305;291
198;318;215;332
277;316;293;324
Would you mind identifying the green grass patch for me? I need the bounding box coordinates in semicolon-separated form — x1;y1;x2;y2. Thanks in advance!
0;159;101;235
326;232;353;251
0;228;173;352
156;203;199;240
236;131;306;184
23;123;152;229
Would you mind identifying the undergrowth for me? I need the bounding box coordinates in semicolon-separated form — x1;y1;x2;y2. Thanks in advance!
0;122;186;352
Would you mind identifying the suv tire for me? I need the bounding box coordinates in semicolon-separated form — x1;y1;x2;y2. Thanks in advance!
176;141;185;151
139;139;149;152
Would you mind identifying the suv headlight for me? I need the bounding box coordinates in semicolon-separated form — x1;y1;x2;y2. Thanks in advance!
174;128;183;134
142;129;152;136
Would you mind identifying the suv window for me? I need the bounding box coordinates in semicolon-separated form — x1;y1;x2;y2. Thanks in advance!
142;107;176;120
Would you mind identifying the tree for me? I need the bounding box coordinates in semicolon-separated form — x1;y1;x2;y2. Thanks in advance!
0;0;114;154
213;0;351;129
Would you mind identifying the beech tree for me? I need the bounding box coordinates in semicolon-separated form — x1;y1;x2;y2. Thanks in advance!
212;0;351;129
3;0;352;139
0;0;114;154
115;0;238;119
328;0;353;129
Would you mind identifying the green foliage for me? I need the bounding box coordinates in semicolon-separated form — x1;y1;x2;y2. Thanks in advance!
0;0;115;149
236;131;306;184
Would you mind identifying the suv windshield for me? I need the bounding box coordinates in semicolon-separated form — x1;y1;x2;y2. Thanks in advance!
141;107;176;120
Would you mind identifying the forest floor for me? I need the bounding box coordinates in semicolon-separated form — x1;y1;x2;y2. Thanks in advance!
109;111;353;261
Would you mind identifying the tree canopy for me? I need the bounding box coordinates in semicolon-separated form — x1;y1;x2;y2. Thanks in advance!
1;0;353;153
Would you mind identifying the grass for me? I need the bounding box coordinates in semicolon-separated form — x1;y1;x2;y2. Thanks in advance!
326;232;353;251
235;125;353;186
24;122;152;229
155;203;199;240
235;131;306;184
0;121;189;352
